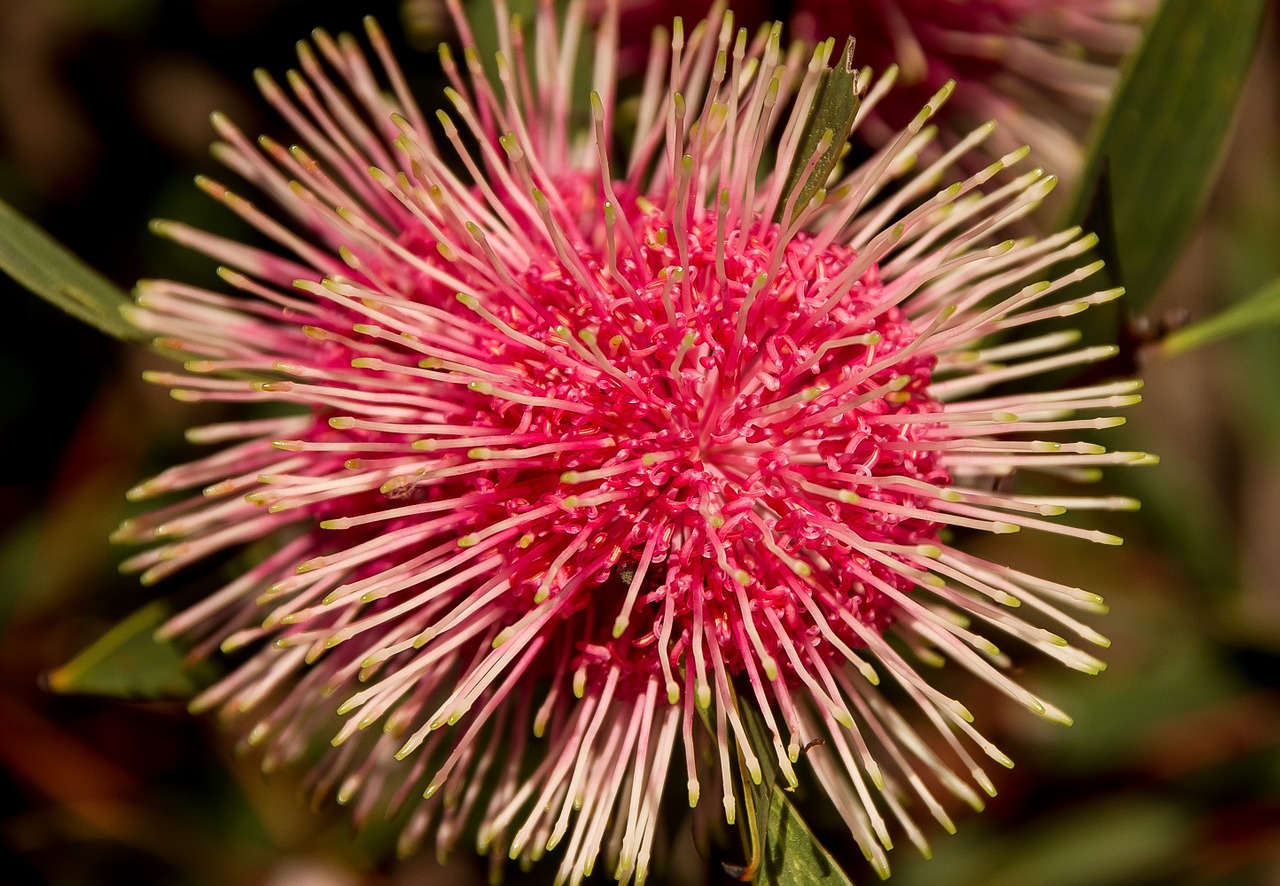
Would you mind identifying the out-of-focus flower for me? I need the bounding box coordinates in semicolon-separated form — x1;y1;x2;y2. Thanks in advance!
574;0;1153;193
789;0;1156;189
114;2;1148;883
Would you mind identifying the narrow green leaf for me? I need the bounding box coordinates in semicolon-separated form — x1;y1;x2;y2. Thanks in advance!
1161;276;1280;355
1070;0;1267;307
44;601;214;700
0;196;143;342
736;697;856;886
775;38;860;225
755;787;856;885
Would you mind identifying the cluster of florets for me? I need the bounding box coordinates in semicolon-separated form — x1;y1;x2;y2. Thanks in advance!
115;5;1149;883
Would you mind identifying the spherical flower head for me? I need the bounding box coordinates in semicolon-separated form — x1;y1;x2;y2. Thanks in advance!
117;3;1150;883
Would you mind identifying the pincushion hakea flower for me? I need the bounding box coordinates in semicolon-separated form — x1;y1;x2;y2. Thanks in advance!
114;2;1150;883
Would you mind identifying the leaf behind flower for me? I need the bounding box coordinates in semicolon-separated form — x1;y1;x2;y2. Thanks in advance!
0;196;143;342
775;38;860;227
44;601;215;700
1071;0;1268;308
734;696;857;885
1161;275;1280;355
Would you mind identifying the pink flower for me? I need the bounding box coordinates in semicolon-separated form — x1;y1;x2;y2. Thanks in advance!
788;0;1155;186
115;3;1148;882
584;0;1153;190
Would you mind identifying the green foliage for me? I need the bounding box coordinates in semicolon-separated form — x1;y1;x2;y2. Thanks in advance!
0;197;144;343
755;787;856;885
737;696;857;886
1071;0;1268;308
44;601;214;700
891;796;1193;886
1162;276;1280;355
775;38;860;226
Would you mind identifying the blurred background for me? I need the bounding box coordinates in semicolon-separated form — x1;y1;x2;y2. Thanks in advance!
1;0;1279;884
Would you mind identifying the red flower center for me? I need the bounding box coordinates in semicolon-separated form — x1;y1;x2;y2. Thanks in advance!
394;179;953;695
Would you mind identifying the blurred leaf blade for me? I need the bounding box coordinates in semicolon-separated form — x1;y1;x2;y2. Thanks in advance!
1162;276;1280;355
1070;0;1267;307
890;795;1193;886
1;196;143;342
45;601;213;700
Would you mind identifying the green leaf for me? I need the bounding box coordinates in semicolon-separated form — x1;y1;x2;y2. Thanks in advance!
755;786;857;885
775;38;860;226
0;196;144;342
1070;0;1267;308
1161;275;1280;355
735;697;857;886
44;601;214;700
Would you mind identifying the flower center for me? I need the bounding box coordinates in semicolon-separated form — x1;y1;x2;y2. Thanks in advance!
441;180;949;688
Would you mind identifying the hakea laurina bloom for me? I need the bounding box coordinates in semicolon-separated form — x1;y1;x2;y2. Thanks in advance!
115;2;1151;883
